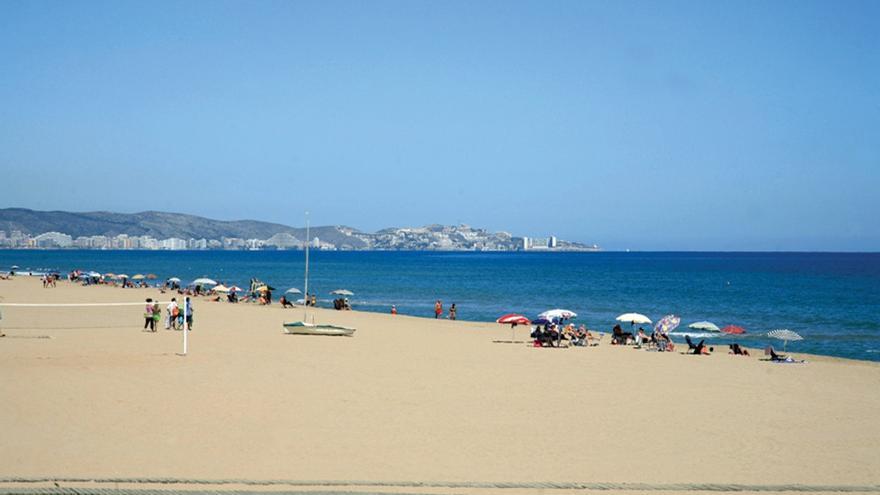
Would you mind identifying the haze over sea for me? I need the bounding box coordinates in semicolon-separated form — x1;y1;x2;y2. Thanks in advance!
2;250;878;362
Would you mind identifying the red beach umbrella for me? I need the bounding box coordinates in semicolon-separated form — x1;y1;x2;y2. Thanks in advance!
721;325;746;335
496;313;531;325
496;313;531;343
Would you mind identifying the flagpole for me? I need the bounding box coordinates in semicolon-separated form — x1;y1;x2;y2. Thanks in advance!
182;297;188;355
303;211;310;322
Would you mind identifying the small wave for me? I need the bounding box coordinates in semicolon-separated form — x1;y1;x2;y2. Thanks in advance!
867;349;879;353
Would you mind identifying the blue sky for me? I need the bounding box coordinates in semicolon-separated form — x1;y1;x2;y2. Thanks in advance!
1;0;878;250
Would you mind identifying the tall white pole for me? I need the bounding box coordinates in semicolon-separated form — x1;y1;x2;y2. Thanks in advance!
182;298;188;355
303;212;310;321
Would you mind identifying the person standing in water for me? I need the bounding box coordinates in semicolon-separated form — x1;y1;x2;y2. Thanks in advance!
434;300;442;319
449;303;457;320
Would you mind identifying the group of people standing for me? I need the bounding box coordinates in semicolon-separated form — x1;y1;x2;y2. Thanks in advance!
143;297;192;332
433;300;457;320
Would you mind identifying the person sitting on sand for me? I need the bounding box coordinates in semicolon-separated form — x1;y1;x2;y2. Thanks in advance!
279;295;293;308
729;343;750;356
611;324;634;345
656;332;674;352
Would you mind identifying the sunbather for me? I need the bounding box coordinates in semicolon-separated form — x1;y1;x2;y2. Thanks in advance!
729;343;750;356
767;346;788;361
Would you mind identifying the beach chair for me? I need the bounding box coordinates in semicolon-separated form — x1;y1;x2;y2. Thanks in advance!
685;335;705;354
766;346;788;361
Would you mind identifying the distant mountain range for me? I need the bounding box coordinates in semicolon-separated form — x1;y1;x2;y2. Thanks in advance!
0;208;598;251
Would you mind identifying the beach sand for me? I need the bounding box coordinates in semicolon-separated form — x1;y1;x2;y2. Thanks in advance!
1;277;879;494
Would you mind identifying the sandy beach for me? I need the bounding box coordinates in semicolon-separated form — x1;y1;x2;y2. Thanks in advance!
2;276;879;494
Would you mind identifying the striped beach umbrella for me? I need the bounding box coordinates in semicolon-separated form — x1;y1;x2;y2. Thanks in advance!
497;313;531;342
496;313;530;325
768;329;803;352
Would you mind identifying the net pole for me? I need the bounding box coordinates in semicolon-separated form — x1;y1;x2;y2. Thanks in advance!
182;298;188;356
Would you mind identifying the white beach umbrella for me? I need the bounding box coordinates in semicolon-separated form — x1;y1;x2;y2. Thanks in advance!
616;313;652;325
192;278;217;286
286;288;303;294
117;274;129;279
538;309;577;320
228;286;244;293
331;289;354;296
688;321;721;332
768;329;803;352
213;284;230;292
167;277;181;283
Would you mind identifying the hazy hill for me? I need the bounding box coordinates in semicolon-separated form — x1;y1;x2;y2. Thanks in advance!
0;208;367;247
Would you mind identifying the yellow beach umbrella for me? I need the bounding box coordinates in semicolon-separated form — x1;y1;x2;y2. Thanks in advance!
132;274;145;280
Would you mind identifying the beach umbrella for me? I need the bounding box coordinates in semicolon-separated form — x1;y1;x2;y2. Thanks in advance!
539;309;577;320
531;318;553;326
87;271;101;278
497;313;530;325
497;313;530;342
192;278;217;286
104;272;116;278
146;274;158;280
286;288;303;294
213;284;230;292
117;274;129;279
688;321;721;332
768;329;803;352
132;274;145;280
721;325;746;335
616;313;652;325
654;314;681;335
254;285;276;292
331;289;354;296
167;277;181;283
228;286;243;293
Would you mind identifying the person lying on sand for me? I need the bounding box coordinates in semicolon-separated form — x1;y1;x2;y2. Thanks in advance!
729;343;750;356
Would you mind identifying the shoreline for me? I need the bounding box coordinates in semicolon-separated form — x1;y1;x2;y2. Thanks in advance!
1;274;874;365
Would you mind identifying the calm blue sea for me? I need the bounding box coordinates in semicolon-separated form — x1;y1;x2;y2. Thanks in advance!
2;250;879;361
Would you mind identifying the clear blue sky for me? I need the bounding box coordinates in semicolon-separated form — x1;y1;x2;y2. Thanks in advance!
1;0;878;250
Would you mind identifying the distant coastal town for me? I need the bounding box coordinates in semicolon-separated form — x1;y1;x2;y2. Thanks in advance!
0;226;600;252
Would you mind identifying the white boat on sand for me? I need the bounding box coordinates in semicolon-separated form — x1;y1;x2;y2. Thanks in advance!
283;321;356;336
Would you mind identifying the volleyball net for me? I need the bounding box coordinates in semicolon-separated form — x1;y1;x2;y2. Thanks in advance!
0;302;171;331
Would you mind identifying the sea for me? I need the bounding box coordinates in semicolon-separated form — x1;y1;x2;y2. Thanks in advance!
1;250;878;362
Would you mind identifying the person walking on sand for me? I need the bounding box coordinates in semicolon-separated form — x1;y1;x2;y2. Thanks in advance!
143;298;155;331
434;300;442;319
391;305;397;315
151;301;160;332
449;303;457;320
166;298;178;330
185;297;194;330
